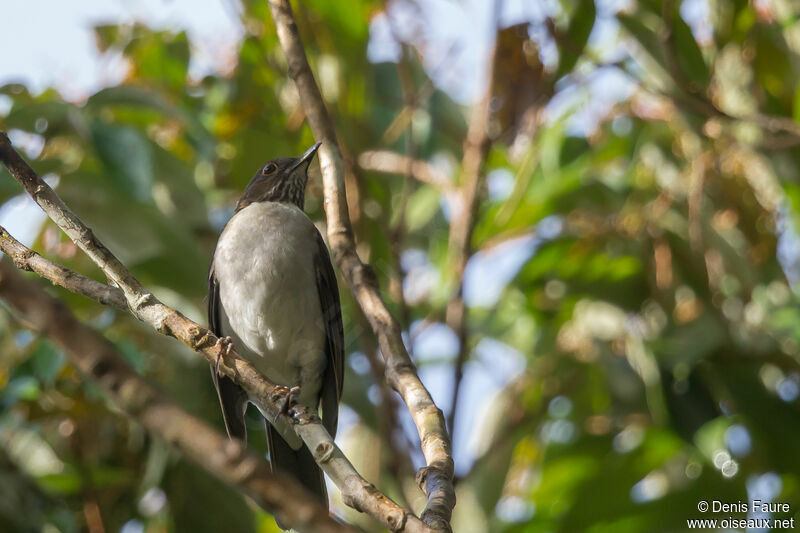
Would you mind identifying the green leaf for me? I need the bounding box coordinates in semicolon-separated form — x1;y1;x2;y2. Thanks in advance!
693;416;731;462
617;13;669;75
305;0;371;42
36;466;134;495
556;0;596;79
27;340;65;386
405;185;441;231
560;136;591;166
88;86;177;115
56;167;208;296
36;472;82;495
2;377;41;403
752;25;794;107
93;24;126;52
3;101;71;133
90;120;154;202
86;86;215;157
672;13;709;90
127;28;190;90
165;459;255;533
651;313;726;367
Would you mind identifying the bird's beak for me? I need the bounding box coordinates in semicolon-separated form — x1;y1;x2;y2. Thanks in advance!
290;142;322;172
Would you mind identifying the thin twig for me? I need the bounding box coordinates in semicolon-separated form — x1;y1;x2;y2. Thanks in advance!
0;259;352;533
0;132;422;533
357;150;451;190
266;1;455;529
444;30;498;446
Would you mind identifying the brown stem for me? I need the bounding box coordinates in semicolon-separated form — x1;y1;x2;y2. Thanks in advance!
444;36;497;446
357;150;451;190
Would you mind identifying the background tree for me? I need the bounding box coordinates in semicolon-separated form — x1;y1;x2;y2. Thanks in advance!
2;0;800;532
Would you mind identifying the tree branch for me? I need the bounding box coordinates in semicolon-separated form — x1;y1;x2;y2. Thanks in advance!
357;150;451;190
0;260;351;533
445;33;497;446
0;132;424;532
0;226;127;310
266;1;456;530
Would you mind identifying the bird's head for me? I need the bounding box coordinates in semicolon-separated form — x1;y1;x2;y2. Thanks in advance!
235;142;321;212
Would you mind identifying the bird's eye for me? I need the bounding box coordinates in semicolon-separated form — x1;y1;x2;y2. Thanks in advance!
262;163;278;175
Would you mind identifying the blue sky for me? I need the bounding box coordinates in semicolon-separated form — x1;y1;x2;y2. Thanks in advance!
0;0;240;100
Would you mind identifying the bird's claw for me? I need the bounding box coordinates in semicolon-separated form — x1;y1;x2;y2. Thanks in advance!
214;336;234;377
276;385;301;415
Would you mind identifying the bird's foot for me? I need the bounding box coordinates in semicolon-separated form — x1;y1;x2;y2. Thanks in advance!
275;385;301;415
214;336;234;377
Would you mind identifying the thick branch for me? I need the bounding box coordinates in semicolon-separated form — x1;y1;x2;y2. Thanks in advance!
266;1;455;530
0;260;349;533
0;133;420;532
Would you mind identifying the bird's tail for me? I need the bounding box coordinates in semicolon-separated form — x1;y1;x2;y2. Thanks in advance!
266;421;328;530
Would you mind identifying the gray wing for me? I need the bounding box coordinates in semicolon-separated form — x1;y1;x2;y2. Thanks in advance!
313;231;344;438
208;263;248;442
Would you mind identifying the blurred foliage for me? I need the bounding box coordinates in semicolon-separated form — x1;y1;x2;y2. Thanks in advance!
2;0;800;532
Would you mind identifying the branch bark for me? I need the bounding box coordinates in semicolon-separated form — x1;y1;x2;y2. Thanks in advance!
0;260;350;533
0;132;424;532
266;1;456;530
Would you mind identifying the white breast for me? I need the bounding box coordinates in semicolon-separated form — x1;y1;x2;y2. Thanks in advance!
213;202;327;403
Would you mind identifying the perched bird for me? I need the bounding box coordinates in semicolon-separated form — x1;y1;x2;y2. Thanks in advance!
207;142;343;522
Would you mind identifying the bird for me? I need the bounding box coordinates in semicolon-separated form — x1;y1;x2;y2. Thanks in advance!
207;141;343;525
